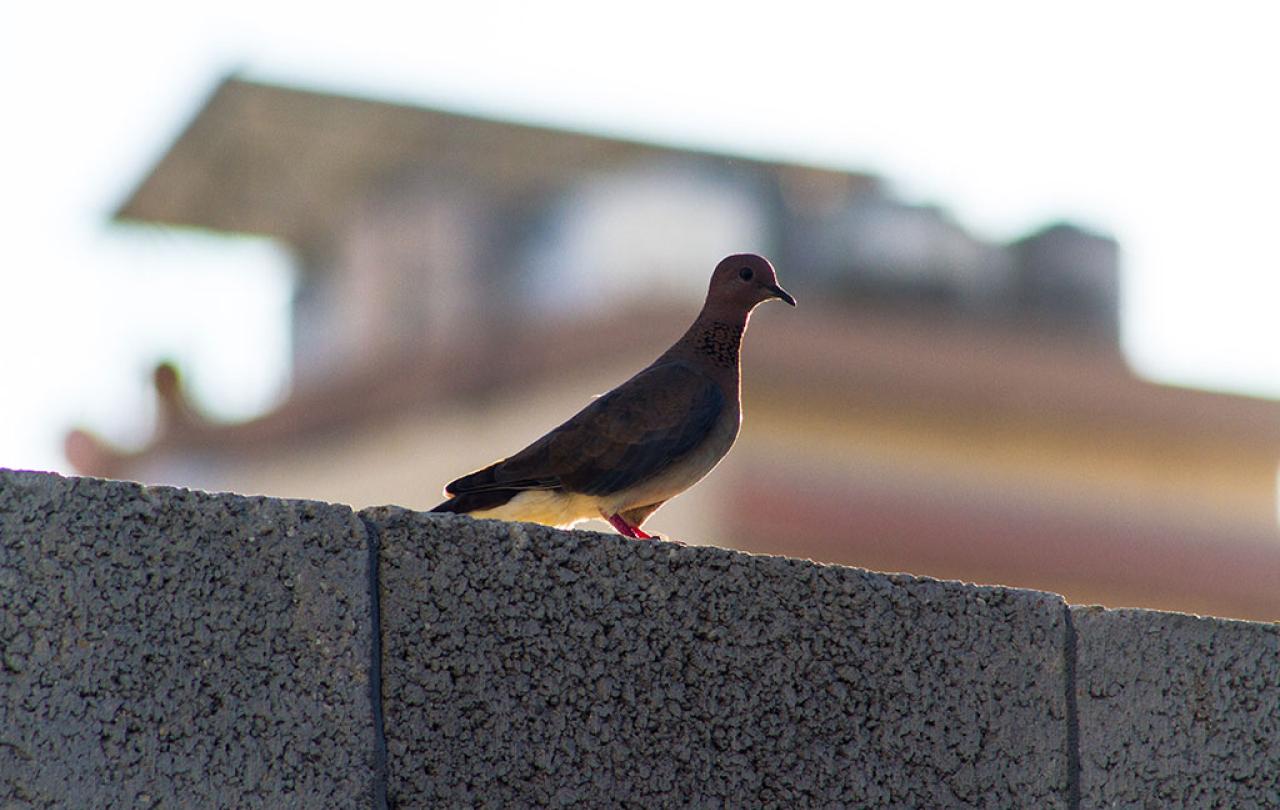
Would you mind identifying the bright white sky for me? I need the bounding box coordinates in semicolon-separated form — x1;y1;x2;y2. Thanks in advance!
3;2;1279;474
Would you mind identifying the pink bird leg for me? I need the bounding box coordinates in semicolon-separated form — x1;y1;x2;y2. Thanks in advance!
605;513;654;539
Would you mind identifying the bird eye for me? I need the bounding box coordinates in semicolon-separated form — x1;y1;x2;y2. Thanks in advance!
738;267;754;281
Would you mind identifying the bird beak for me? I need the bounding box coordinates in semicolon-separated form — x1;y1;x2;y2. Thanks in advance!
766;283;797;306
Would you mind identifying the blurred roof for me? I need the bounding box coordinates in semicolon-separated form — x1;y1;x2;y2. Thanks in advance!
114;76;878;252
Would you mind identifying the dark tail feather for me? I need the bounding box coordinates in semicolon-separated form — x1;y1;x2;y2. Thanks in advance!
430;489;519;514
433;458;560;514
447;464;498;493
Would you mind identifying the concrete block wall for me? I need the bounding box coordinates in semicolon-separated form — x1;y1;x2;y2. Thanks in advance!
2;468;1277;807
0;470;376;808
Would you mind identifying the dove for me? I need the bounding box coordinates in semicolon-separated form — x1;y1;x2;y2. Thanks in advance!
431;253;795;538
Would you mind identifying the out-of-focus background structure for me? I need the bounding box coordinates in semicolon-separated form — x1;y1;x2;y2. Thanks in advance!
5;4;1279;621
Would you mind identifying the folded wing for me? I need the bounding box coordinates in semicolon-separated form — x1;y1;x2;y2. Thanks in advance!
445;361;725;498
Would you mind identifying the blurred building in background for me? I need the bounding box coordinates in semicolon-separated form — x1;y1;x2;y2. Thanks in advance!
70;77;1280;621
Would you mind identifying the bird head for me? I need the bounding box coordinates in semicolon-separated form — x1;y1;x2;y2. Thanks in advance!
707;253;796;312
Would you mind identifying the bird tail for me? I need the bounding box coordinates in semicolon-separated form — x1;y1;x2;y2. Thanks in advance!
430;490;519;514
432;459;559;514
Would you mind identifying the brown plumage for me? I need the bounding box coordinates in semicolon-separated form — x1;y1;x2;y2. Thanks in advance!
432;253;795;538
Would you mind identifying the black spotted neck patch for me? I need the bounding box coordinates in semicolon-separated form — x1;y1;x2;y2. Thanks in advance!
696;320;744;368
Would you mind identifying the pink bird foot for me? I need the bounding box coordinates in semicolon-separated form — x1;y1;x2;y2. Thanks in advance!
605;513;654;539
604;514;687;545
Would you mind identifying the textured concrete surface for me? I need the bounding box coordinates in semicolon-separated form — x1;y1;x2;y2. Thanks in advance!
7;468;1278;808
370;507;1073;808
1074;606;1280;808
0;469;376;808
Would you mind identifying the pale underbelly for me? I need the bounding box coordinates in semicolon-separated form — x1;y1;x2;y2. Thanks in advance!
467;490;603;528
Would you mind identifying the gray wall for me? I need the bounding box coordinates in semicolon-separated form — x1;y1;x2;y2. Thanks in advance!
2;469;1276;807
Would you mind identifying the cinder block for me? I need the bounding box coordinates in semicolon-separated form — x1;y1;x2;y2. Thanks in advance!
370;508;1072;807
1073;606;1280;808
0;470;376;808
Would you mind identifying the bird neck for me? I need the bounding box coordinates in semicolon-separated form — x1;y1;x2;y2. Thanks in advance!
664;304;752;379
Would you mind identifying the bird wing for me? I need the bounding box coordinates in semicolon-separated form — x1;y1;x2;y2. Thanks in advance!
445;361;726;498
